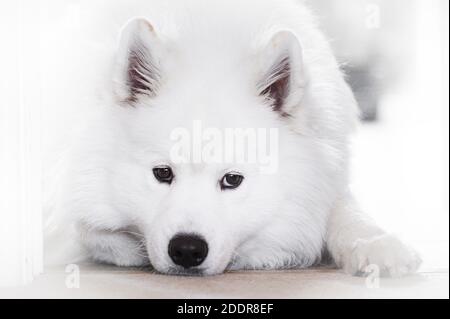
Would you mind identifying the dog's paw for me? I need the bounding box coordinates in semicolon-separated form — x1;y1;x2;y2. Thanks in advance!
343;234;422;277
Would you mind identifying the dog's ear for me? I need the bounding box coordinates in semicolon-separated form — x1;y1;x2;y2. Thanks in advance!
257;31;307;116
113;18;163;104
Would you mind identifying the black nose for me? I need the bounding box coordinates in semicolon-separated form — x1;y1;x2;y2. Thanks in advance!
168;234;208;269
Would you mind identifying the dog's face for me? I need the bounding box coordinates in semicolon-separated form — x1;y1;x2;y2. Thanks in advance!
76;18;332;275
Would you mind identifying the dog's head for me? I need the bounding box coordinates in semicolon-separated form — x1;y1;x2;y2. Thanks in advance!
69;16;346;275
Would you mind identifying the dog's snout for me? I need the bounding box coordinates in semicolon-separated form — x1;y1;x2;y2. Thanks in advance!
168;234;208;269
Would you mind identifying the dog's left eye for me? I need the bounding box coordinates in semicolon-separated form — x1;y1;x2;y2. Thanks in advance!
153;166;174;184
220;173;244;190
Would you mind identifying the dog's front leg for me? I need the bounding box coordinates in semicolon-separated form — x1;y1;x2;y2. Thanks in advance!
80;227;150;267
326;193;421;277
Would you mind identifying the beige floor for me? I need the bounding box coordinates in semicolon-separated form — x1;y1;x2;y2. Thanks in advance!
1;263;448;299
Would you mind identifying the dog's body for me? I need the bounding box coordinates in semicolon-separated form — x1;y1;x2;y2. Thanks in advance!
46;0;421;276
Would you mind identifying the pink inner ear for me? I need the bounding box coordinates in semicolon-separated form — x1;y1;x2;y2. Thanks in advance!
124;41;160;104
260;57;291;113
127;52;153;103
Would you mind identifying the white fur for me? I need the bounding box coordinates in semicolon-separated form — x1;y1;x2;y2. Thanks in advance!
45;0;421;276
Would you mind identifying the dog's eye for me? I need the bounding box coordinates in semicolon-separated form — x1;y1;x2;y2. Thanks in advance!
153;166;174;184
220;173;244;190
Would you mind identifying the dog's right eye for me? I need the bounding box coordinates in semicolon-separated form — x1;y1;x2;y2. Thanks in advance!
220;173;244;190
153;166;174;184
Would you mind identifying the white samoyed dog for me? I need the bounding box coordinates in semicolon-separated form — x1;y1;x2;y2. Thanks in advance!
45;0;421;276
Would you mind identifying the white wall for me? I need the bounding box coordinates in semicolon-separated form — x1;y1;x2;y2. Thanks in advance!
0;0;43;286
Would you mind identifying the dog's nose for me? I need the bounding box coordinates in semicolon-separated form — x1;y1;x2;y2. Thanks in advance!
168;234;208;269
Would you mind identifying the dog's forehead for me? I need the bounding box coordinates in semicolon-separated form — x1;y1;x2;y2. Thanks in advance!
174;161;256;175
128;103;278;172
161;53;255;103
128;83;282;152
147;85;275;128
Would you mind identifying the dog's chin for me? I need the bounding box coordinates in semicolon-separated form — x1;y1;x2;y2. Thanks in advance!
157;266;226;277
153;264;228;277
164;267;207;277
